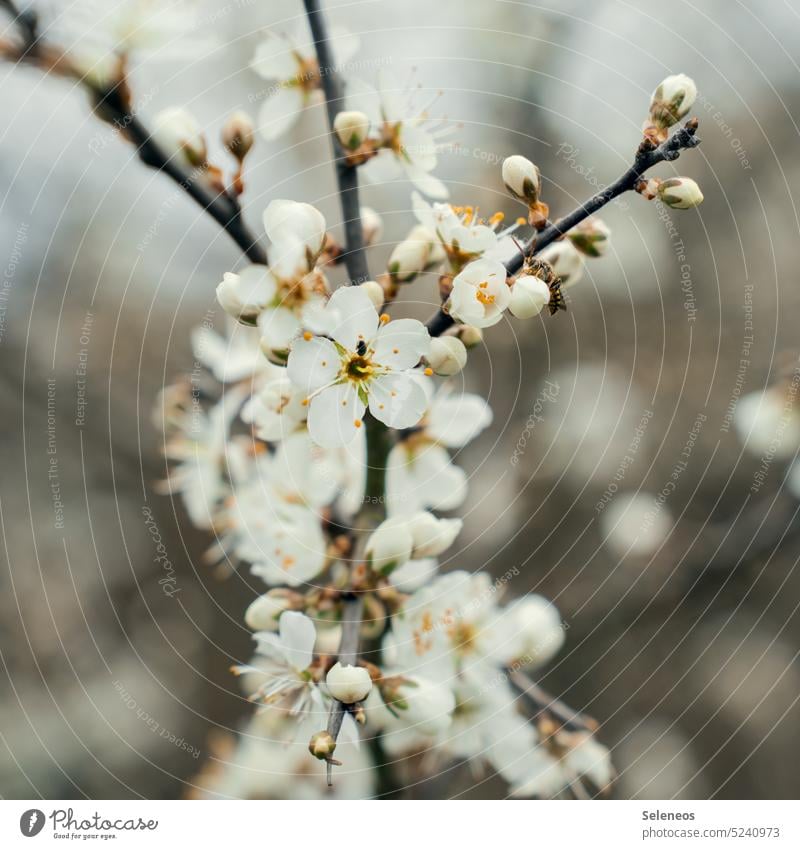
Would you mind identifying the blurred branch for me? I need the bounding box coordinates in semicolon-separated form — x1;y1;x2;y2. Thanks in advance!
426;120;702;337
0;4;267;265
303;0;369;285
508;668;598;734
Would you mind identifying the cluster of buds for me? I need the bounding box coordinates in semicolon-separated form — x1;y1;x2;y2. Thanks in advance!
502;154;549;229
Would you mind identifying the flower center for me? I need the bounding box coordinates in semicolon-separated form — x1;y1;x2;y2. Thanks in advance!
476;282;496;306
345;353;374;381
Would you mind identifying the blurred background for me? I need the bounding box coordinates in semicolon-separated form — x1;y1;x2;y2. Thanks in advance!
2;0;800;799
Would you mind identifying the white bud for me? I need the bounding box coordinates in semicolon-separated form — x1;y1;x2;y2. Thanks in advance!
308;730;337;759
427;336;467;375
455;324;483;348
222;110;255;160
568;218;611;257
537;241;585;289
501;155;541;203
385;676;456;735
333;110;370;150
216;265;274;323
509;274;550;319
657;177;704;209
366;519;413;572
244;593;291;631
360;206;383;246
152;107;207;166
326;662;373;704
511;596;565;667
361;279;385;311
406;512;462;558
649;74;697;128
388;225;435;281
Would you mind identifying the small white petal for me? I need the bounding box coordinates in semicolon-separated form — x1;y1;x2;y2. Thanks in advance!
372;318;431;370
278;611;317;671
326;285;380;351
369;372;428;429
257;85;306;140
307;383;366;448
286;336;340;395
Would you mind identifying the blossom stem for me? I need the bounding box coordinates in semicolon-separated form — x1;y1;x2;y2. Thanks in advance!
303;0;370;286
425;120;701;337
508;668;598;734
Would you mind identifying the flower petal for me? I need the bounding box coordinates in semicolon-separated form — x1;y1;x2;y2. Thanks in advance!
427;392;493;448
257;85;305;140
326;285;380;351
286;336;340;394
251;31;299;80
386;442;467;515
258;306;301;354
278;611;317;671
372;318;431;370
307;382;366;448
369;372;428;429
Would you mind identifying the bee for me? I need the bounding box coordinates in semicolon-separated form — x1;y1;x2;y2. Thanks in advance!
520;255;567;316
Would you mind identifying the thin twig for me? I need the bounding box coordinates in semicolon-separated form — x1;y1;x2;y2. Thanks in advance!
303;0;370;285
426;120;701;336
508;668;598;734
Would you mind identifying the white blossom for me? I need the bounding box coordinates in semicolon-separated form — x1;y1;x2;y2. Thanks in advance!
537;240;585;289
447;258;510;327
286;286;431;447
426;336;467;376
151;106;206;166
508;274;550;319
501;155;541;202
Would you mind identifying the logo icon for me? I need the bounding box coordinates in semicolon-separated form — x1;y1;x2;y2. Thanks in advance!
19;809;45;837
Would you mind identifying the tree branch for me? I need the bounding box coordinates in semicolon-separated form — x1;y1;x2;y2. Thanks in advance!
303;0;370;285
426;120;701;336
508;668;598;734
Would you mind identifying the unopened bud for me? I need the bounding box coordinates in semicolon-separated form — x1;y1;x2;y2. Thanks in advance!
308;730;337;760
360;206;383;246
387;225;435;281
502;155;541;203
406;512;462;558
244;592;292;631
657;177;704;209
537;241;585;289
649;74;697;130
427;336;467;375
222;110;255;161
361;279;385;311
366;519;413;572
568;218;611;257
152;107;207;167
454;324;483;348
334;110;370;150
326;662;373;704
216;265;273;324
509;274;550;319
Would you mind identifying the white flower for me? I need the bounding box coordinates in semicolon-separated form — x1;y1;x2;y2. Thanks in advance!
360;208;383;246
426;336;467;376
600;492;673;557
366;520;413;572
333;110;370;150
537;241;585;289
447;258;510;328
240;374;308;441
649;74;697;129
405;511;462;558
657;177;704;209
735;387;800;459
347;70;452;199
326;662;373;703
381;675;456;735
508;596;565;667
216;266;275;325
235;611;325;721
251;25;359;140
286;286;431;447
151;106;206;166
508;274;550;319
386;386;492;516
501;155;541;202
191;321;274;383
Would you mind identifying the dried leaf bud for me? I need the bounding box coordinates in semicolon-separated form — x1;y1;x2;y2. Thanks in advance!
454;324;484;348
152;107;207;167
537;241;585;289
334;110;370;151
568;218;611;257
222;110;255;161
361;279;385;311
657;177;704;209
326;662;373;704
427;336;467;375
502;155;541;203
649;74;697;129
308;730;337;760
244;592;292;631
387;225;435;281
360;206;383;246
509;274;550;319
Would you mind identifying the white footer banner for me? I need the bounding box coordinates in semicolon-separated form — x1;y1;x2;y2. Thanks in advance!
2;800;797;847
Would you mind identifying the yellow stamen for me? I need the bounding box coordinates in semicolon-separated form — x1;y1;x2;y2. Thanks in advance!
516;216;526;226
354;419;362;428
424;367;433;376
303;331;313;341
379;313;390;324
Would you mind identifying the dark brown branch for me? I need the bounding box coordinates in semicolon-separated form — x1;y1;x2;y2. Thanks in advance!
426;120;701;337
303;0;370;285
